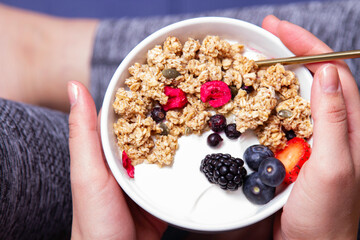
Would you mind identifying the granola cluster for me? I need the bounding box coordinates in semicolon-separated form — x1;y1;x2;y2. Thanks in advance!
113;35;312;167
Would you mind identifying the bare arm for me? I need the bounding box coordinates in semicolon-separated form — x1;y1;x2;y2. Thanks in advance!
0;3;98;111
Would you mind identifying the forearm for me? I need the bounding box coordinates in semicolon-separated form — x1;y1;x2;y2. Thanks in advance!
0;3;98;111
36;16;98;111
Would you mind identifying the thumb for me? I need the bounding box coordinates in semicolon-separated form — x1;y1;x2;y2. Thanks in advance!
67;82;138;239
67;81;109;187
311;64;351;167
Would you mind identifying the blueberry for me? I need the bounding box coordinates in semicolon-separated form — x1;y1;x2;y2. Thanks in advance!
240;85;254;94
285;130;297;140
225;123;241;139
258;157;286;187
207;133;223;147
242;172;275;205
243;145;274;171
208;114;227;132
151;107;166;123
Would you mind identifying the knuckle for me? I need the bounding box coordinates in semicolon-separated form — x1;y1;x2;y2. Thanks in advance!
320;163;355;186
68;118;81;140
324;103;348;124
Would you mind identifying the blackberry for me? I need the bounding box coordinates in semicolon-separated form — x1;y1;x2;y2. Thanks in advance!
208;114;227;132
151;107;166;122
225;123;241;139
200;153;247;191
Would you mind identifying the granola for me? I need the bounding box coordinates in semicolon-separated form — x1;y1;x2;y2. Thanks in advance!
113;35;312;167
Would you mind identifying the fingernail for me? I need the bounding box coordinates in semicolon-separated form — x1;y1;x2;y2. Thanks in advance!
319;64;340;93
68;82;78;107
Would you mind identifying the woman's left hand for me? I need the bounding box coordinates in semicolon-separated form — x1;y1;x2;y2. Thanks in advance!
68;81;167;240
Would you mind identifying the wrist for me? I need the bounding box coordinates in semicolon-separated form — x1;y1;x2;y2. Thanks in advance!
32;15;99;111
0;4;98;111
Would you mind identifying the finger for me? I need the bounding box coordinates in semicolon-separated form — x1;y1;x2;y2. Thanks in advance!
310;64;353;169
97;109;102;139
261;15;280;36
126;196;168;240
275;20;360;111
68;81;109;186
263;16;347;73
68;81;136;239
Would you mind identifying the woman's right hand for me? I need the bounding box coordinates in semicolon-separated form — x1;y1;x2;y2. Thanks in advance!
262;15;360;240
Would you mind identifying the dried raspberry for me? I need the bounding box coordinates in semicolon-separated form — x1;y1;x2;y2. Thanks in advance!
122;151;134;178
200;81;231;108
162;86;188;111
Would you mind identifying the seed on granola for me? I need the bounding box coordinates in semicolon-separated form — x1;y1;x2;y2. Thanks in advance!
185;126;192;135
278;109;293;118
162;68;181;79
151;107;166;123
229;85;239;99
159;123;169;135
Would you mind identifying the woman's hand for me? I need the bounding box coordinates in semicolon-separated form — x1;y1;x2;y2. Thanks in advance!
67;81;167;240
262;15;360;239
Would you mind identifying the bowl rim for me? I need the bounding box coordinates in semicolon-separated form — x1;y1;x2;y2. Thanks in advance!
100;16;311;231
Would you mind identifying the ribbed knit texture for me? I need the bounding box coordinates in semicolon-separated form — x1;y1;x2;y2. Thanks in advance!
0;100;71;239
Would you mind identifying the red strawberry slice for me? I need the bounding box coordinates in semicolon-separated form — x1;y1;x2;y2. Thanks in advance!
122;151;134;178
200;81;231;108
274;137;311;184
162;86;188;111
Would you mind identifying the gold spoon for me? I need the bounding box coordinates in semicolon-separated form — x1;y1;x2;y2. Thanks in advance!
255;49;360;67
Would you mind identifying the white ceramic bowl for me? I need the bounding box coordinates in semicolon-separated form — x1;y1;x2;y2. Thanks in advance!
100;17;313;232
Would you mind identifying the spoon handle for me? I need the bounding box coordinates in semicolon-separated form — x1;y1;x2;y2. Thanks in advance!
255;50;360;67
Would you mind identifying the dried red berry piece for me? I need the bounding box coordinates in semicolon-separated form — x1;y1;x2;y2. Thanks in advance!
162;86;188;111
200;81;231;108
122;151;134;178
